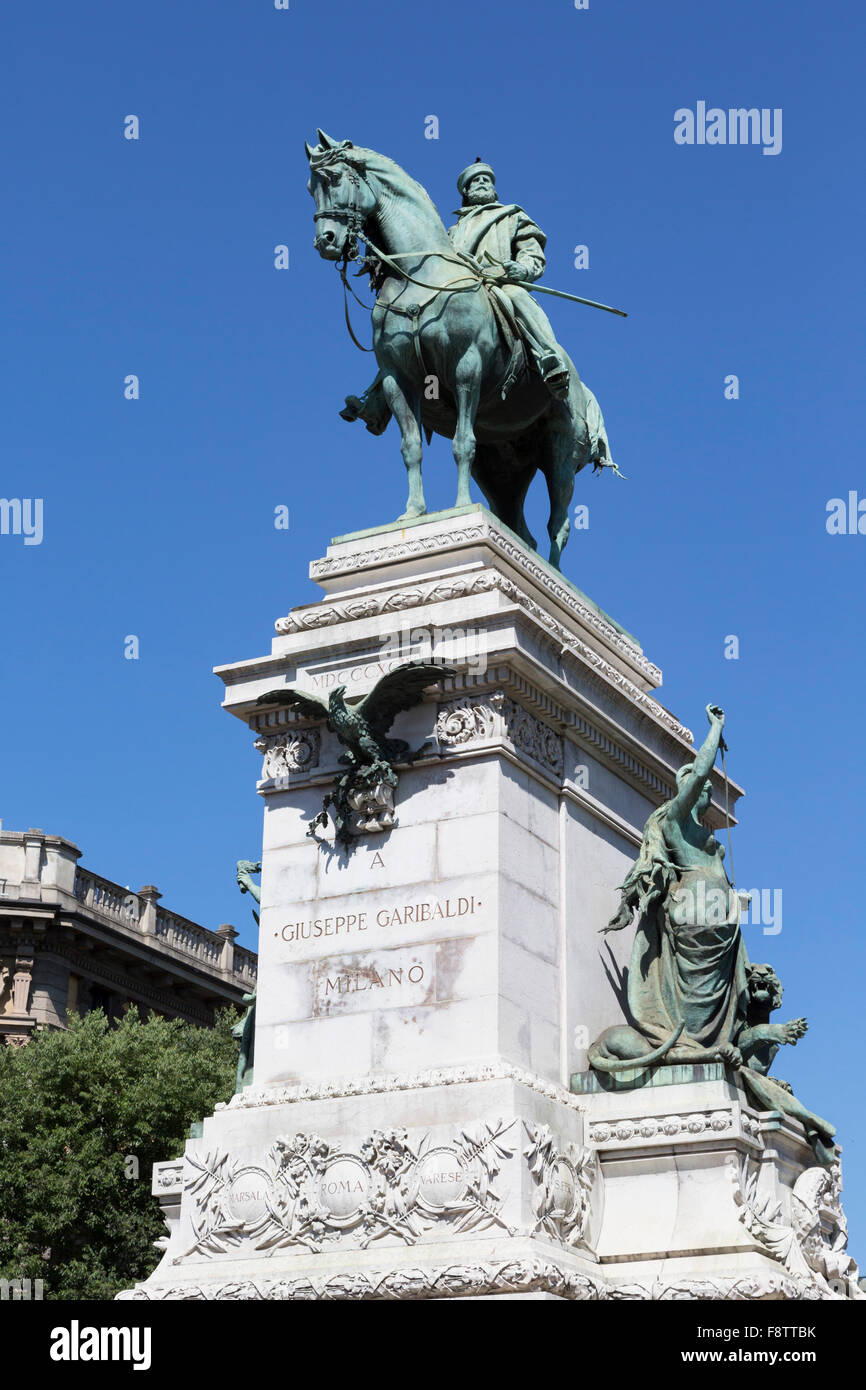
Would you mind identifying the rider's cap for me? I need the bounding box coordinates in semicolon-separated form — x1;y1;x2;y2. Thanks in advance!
456;159;496;196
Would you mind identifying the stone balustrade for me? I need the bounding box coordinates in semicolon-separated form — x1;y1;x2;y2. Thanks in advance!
0;829;257;990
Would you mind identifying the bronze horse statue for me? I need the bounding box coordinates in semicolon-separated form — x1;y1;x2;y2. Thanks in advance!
306;131;621;570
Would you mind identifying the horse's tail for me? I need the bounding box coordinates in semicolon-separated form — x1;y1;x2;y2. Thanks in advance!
588;1021;685;1073
581;383;625;478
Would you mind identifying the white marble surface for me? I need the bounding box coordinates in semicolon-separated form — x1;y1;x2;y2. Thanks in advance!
134;511;855;1301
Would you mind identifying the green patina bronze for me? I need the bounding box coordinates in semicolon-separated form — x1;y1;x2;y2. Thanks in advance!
231;859;260;1094
586;705;837;1165
306;131;624;571
257;660;455;851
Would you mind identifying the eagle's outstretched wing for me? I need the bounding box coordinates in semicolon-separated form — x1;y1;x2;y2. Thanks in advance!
256;687;331;721
358;661;456;739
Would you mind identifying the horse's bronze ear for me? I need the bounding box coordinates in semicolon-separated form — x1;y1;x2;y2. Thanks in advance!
316;128;335;148
304;140;314;160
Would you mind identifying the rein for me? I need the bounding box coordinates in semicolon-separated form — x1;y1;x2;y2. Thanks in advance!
336;236;485;354
317;168;487;352
316;164;514;395
362;234;482;295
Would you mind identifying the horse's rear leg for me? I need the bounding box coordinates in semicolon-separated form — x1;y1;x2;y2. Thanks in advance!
382;373;426;519
474;447;537;551
453;347;482;508
540;426;577;570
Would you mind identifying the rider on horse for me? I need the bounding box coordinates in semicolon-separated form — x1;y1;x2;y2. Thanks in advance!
341;158;571;433
450;159;570;398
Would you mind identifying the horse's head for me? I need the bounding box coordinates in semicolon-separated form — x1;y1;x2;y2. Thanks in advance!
305;129;376;262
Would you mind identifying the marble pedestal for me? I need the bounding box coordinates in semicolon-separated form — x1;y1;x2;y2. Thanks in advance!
119;507;855;1301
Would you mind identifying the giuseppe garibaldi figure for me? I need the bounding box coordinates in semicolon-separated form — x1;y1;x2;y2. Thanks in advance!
341;158;571;433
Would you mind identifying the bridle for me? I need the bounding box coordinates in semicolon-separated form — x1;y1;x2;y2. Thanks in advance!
312;157;486;354
311;155;376;263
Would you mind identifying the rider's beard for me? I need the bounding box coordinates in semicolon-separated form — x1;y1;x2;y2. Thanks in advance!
463;186;497;206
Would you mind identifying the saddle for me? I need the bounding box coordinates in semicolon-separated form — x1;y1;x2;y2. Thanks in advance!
484;283;529;401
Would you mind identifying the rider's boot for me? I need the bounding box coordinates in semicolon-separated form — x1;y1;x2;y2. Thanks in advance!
537;352;570;401
339;375;392;435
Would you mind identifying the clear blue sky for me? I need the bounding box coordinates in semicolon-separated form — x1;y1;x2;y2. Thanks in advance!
2;2;864;1234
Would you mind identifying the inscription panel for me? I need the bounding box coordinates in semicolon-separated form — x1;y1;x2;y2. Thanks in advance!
226;1167;273;1225
301;657;409;692
312;945;434;1018
261;876;493;965
412;1149;469;1213
317;1157;370;1224
255;935;493;1031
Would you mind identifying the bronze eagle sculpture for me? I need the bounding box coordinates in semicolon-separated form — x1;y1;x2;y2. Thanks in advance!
257;660;455;848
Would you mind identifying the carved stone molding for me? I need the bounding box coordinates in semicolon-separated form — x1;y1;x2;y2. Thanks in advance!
155;1160;184;1194
262;643;699;813
219;1060;586;1113
278;554;688;741
309;525;489;580
524;1123;596;1248
254;729;322;784
600;1274;824;1302
569;712;673;798
730;1156;864;1299
503;698;563;775
435;692;563;776
303;518;661;685
590;1110;734;1145
434;695;499;747
175;1120;518;1264
118;1261;825;1302
277;569;498;635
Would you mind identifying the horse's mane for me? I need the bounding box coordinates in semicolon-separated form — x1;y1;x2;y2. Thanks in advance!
311;140;448;237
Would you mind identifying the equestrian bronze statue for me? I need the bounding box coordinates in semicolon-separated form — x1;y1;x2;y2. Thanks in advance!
306;132;625;571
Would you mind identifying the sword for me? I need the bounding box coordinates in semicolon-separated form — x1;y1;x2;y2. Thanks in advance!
480;251;627;317
515;282;628;317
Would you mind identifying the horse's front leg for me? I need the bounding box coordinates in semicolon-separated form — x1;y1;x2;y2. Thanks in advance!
453;346;482;509
382;373;426;520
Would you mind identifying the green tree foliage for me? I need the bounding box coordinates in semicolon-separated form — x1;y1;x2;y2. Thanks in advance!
0;1008;238;1300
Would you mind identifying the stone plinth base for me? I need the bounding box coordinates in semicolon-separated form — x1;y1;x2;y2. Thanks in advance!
119;1067;855;1301
120;1069;606;1302
119;510;860;1302
571;1065;861;1299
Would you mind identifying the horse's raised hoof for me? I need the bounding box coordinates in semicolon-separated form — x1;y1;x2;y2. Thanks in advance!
546;375;570;402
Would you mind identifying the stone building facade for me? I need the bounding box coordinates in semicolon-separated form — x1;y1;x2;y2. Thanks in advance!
0;827;257;1047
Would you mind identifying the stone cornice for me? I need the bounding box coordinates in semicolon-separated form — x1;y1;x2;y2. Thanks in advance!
248;672;737;824
40;938;214;1023
271;571;697;760
219;1060;586;1112
309;509;644;666
283;558;662;696
0;906;253;1002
